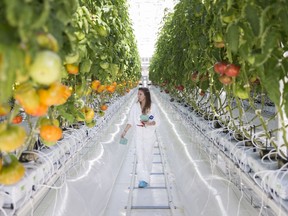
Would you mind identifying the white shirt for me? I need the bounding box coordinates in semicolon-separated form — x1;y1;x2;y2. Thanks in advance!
127;102;160;137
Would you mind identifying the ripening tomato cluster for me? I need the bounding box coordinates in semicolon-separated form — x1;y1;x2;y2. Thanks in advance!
14;81;72;117
213;62;241;85
175;85;184;91
91;80;117;94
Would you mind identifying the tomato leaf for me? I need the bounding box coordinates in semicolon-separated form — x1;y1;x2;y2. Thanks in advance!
243;3;261;36
226;23;240;54
261;26;279;55
279;8;288;35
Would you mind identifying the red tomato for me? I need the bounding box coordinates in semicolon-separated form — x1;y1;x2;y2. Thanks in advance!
214;62;228;74
224;64;240;77
12;115;23;124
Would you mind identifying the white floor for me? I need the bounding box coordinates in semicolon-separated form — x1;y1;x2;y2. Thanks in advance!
25;88;265;216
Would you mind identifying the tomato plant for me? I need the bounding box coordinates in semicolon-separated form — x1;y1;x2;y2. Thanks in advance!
0;0;142;161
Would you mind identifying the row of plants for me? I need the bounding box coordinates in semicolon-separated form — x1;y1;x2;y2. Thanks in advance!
0;0;141;185
149;0;288;160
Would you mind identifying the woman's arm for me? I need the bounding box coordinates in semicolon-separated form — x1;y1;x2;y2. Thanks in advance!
143;121;156;126
121;124;131;138
121;103;136;138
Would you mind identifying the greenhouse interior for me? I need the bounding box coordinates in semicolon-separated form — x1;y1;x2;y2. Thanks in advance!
0;0;288;215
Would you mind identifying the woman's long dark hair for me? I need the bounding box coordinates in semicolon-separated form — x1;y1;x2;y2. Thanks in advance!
138;87;151;114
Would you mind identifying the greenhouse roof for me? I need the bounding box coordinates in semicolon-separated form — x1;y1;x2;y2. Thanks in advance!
127;0;176;58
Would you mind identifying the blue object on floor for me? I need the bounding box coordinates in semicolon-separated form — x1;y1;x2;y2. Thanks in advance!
119;137;128;145
138;181;148;188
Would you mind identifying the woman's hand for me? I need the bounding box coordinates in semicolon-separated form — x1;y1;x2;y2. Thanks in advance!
121;124;131;137
143;121;156;126
121;130;127;138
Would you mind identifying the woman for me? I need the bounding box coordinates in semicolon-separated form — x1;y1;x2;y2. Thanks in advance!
121;87;160;188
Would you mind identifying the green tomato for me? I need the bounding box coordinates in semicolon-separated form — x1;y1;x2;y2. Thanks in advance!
234;85;250;99
64;51;80;64
213;33;223;43
221;14;235;23
100;54;107;60
86;119;96;128
75;32;86;41
100;62;109;69
0;124;27;152
97;26;108;37
0;154;25;185
29;51;61;85
247;55;255;65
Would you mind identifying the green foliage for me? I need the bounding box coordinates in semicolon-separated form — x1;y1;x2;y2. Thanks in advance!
150;0;288;116
0;0;141;106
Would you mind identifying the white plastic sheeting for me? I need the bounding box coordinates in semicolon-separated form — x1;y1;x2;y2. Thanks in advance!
32;95;136;216
2;87;288;216
151;90;260;216
0;92;136;216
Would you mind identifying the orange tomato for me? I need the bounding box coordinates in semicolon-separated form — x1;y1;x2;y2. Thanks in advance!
24;103;48;117
106;85;115;93
0;124;27;152
0;154;25;185
14;82;48;116
97;85;106;93
91;80;101;91
38;82;72;106
112;81;117;87
40;125;62;142
66;64;79;75
100;104;108;111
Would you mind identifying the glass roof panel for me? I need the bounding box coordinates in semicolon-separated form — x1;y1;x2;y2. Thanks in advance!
127;0;176;58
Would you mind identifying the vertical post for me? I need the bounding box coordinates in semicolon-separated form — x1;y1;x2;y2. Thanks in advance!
277;78;288;159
